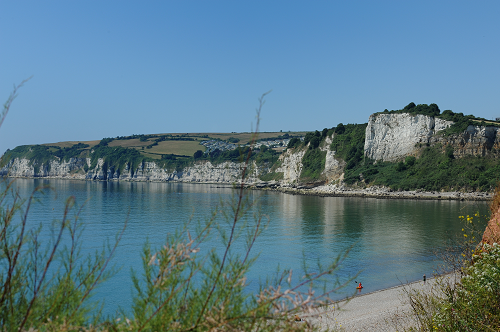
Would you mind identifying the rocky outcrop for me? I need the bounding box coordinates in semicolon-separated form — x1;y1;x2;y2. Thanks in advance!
272;134;345;184
274;149;306;183
482;210;500;246
430;125;500;158
364;113;500;162
364;113;453;162
321;135;345;182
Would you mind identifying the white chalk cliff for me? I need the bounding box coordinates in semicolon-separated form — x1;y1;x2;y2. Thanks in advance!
364;113;453;162
3;113;500;185
0;158;264;184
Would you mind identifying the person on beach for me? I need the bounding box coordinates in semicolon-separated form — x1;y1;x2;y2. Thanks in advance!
423;274;426;284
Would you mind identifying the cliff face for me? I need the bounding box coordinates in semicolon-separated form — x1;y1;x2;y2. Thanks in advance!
364;113;453;162
431;125;500;158
274;134;344;184
274;149;306;183
4;113;500;186
0;158;263;184
0;157;89;178
365;113;500;162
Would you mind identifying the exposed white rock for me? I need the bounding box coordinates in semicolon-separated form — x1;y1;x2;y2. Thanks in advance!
434;124;500;157
1;157;263;184
364;113;453;162
274;149;306;183
320;135;344;181
0;157;88;178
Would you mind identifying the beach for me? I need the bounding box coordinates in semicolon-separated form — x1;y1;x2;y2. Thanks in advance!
300;274;459;331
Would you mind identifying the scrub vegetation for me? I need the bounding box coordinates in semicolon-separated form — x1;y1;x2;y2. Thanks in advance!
395;188;500;331
344;144;500;192
0;88;350;331
296;103;500;192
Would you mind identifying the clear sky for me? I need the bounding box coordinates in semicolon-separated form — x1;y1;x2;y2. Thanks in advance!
1;1;499;155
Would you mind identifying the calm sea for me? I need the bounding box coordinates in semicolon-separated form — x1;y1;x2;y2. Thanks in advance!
3;178;490;317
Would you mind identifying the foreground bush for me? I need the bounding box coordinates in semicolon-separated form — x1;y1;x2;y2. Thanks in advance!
401;199;500;331
430;243;500;331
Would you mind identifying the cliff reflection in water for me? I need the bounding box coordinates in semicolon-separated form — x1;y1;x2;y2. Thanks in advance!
3;179;489;316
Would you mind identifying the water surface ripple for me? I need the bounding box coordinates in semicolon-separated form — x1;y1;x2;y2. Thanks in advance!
6;179;489;317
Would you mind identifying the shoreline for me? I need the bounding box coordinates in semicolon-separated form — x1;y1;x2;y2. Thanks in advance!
3;176;493;201
305;273;458;331
272;186;492;201
252;182;492;201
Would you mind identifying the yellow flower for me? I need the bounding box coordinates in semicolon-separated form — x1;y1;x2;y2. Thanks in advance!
464;234;468;237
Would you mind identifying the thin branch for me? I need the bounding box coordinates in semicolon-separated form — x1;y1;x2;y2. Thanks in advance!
0;76;33;130
0;186;43;310
189;91;271;331
19;195;74;331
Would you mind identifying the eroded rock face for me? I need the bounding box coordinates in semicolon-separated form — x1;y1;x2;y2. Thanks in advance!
482;208;500;246
364;113;453;162
0;158;263;184
431;125;500;158
275;149;306;183
364;113;500;162
0;157;88;178
321;135;345;182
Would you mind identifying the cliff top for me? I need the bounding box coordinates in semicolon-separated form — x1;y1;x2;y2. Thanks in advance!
15;131;306;161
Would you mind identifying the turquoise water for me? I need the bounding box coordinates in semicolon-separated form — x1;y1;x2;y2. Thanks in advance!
4;178;489;317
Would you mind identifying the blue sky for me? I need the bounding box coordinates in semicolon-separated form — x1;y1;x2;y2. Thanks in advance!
1;1;499;155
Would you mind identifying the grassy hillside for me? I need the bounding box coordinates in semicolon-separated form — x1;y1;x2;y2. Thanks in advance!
39;131;306;159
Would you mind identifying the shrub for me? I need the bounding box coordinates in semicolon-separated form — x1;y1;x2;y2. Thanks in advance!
334;123;345;135
309;136;320;149
395;161;406;172
0;181;123;330
193;150;203;159
301;148;326;180
287;137;301;149
431;243;500;330
405;156;416;167
399;191;500;331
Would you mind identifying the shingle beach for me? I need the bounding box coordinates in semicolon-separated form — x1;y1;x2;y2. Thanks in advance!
301;274;458;331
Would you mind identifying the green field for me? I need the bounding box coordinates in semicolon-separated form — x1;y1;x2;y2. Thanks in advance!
40;131;306;158
141;141;205;158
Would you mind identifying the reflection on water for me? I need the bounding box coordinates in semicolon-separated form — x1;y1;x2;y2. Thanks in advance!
3;179;489;316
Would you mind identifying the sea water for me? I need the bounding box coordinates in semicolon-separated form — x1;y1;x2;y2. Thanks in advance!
2;178;489;317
